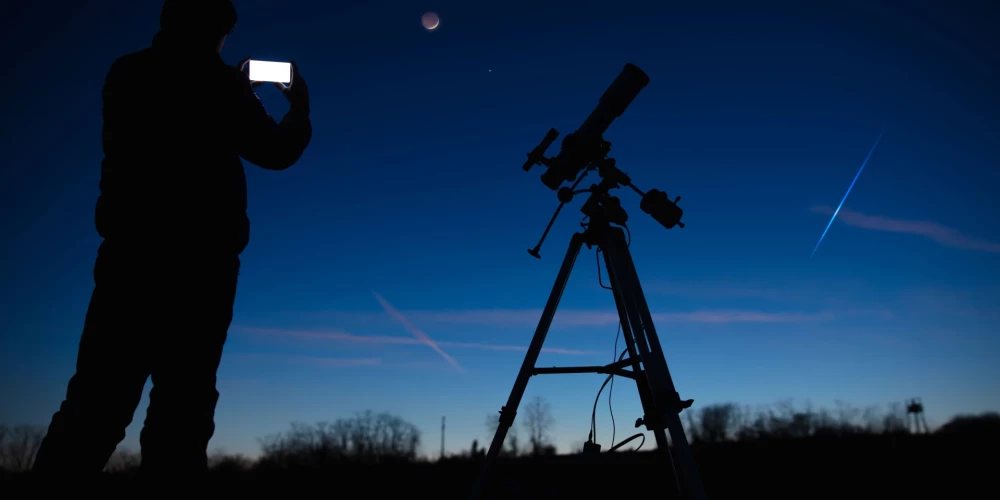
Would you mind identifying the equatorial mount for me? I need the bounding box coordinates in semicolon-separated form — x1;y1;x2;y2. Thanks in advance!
524;147;686;259
520;63;686;258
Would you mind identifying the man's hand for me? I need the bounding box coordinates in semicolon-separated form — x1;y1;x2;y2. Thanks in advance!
275;61;309;112
236;56;265;89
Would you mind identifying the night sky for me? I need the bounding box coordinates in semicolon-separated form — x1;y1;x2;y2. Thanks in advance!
1;0;997;458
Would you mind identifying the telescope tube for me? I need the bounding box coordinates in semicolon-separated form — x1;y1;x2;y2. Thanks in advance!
541;63;650;190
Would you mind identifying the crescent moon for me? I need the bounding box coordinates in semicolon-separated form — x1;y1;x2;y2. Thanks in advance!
421;12;440;31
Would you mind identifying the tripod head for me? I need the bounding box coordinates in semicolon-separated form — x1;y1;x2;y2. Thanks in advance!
522;63;686;258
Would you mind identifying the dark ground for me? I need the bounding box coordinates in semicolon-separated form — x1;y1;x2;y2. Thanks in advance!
285;434;993;499
3;414;997;499
5;433;977;499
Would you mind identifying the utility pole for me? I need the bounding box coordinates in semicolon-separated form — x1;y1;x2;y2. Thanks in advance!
441;416;446;460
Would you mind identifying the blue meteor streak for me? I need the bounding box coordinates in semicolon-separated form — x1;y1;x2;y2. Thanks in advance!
811;129;885;257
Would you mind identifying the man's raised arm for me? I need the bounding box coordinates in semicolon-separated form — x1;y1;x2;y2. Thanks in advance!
228;62;312;171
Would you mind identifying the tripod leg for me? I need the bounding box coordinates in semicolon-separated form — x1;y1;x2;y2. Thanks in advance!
605;252;672;454
469;233;587;500
602;227;708;500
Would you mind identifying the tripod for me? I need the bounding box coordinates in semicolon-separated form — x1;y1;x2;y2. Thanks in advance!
470;184;708;500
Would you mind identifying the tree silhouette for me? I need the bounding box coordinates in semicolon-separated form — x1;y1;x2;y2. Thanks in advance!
881;402;908;433
485;411;521;456
104;447;141;473
522;396;556;455
695;403;739;443
0;424;45;472
937;412;1000;436
208;449;253;475
258;410;421;467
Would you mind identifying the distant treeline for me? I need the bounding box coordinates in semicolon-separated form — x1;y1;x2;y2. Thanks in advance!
2;400;998;482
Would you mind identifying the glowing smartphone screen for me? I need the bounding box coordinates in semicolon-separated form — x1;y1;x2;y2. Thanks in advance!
248;60;291;84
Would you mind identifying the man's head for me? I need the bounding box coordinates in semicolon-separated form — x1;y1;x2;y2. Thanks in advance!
160;0;238;54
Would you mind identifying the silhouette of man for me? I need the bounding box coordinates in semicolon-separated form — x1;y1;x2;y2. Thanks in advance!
33;0;311;477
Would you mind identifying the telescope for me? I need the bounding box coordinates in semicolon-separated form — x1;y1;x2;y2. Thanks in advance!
474;62;707;500
521;63;685;257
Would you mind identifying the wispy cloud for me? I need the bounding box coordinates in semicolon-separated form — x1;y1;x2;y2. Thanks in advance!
227;352;381;368
388;308;834;326
644;279;897;320
226;353;462;371
308;307;838;329
646;281;793;301
810;206;1000;253
658;310;835;323
898;285;1000;322
236;327;600;356
372;292;464;372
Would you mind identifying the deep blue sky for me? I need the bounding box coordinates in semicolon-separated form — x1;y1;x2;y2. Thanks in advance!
1;0;998;458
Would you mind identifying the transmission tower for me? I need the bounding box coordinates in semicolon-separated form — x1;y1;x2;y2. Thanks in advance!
905;397;929;434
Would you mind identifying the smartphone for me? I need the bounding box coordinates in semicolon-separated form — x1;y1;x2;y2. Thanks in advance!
248;60;292;84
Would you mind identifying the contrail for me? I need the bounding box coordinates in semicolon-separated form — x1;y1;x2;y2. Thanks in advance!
372;291;465;372
811;129;885;257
